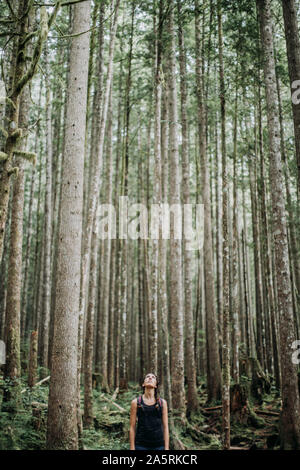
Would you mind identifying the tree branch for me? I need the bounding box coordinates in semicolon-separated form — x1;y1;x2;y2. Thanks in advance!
12;7;49;97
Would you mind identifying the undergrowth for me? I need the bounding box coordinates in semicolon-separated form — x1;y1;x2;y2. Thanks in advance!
0;374;280;450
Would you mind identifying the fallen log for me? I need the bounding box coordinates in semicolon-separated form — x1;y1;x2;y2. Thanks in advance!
229;446;248;450
31;401;48;409
100;393;127;413
21;375;50;393
254;408;279;417
31;401;48;431
112;387;119;401
202;405;222;411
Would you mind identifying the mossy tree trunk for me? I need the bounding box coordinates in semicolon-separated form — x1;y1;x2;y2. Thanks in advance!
3;2;32;409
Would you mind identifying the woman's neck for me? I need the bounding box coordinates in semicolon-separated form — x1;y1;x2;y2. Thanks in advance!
143;388;155;401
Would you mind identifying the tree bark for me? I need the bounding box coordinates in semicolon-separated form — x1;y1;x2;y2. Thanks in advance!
46;1;91;450
281;0;300;196
167;0;185;417
217;0;230;449
195;0;221;403
257;0;300;449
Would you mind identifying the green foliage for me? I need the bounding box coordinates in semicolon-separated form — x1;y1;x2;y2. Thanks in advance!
0;376;48;450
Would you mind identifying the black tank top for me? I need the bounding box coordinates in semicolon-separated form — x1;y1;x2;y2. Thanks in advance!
135;395;164;448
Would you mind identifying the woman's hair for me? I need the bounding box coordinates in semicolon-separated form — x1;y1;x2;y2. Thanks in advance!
142;373;160;409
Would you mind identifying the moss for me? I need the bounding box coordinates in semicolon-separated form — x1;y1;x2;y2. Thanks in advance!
0;151;8;161
13;150;36;165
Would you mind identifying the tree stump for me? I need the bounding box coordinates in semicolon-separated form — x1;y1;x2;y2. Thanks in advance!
239;356;271;403
230;384;265;428
28;331;38;388
231;384;249;424
92;372;102;390
31;402;47;431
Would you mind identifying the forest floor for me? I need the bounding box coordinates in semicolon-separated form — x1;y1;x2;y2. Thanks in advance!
0;374;282;450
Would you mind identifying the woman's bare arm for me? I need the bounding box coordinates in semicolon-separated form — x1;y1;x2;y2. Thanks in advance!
162;399;169;450
129;399;137;450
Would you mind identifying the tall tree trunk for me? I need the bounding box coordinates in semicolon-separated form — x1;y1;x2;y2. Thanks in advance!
99;89;114;392
232;85;240;383
0;2;55;262
46;2;91;450
177;0;198;412
257;84;281;389
119;2;135;390
40;44;52;376
159;84;172;409
150;0;163;374
167;0;185;417
3;4;32;407
78;0;120;392
244;102;266;370
257;0;300;449
217;0;230;449
281;0;300;196
83;217;98;428
195;0;221;403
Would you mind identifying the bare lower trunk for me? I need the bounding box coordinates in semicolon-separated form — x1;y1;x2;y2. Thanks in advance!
28;331;38;388
281;0;300;195
46;2;90;450
217;0;230;449
177;0;198;413
195;0;221;403
257;0;300;449
167;0;185;416
41;45;52;375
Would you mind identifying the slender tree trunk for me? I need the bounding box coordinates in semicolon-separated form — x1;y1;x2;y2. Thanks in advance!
217;0;230;449
159;84;172;409
244;103;266;370
176;0;198;412
3;7;31;406
40;44;52;375
100;89;114;392
119;3;135;390
232;85;240;383
83;217;98;428
28;331;38;388
257;84;281;388
0;2;55;262
150;1;163;374
78;0;120;392
195;0;221;403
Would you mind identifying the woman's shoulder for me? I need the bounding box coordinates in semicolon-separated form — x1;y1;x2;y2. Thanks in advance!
131;397;138;406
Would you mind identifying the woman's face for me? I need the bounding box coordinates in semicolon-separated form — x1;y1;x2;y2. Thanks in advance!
143;373;157;388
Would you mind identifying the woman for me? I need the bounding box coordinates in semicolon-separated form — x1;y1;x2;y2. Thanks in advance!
129;373;169;450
